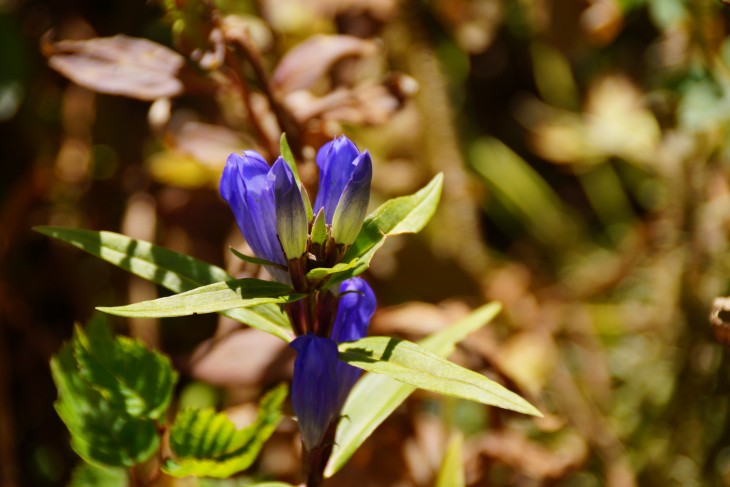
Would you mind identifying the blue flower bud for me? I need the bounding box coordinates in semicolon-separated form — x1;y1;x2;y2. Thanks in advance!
272;158;308;260
331;151;372;245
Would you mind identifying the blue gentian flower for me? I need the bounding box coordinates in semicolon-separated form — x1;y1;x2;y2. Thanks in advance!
314;136;372;246
220;135;371;284
220;151;292;283
290;277;376;450
220;135;376;472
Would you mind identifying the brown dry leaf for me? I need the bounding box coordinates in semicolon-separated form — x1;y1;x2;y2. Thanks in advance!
190;328;290;386
272;34;377;94
371;300;470;337
47;34;185;100
474;430;588;480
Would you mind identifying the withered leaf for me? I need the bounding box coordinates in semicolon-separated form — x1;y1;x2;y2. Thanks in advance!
272;34;377;94
47;35;185;101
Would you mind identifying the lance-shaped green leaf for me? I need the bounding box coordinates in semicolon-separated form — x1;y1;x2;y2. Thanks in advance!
34;227;293;341
230;247;287;269
306;258;359;284
333;173;444;285
97;278;302;319
327;302;507;476
51;345;159;467
163;384;287;478
436;432;465;487
338;336;540;415
280;133;313;220
73;316;177;419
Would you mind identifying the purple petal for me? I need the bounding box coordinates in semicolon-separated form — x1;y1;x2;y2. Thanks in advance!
331;151;372;245
290;335;340;450
313;136;361;224
220;151;289;283
330;277;376;344
330;277;376;409
272;158;308;260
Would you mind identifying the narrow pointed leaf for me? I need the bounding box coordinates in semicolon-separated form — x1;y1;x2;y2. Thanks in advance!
306;259;359;282
97;278;301;318
74;316;177;419
279;133;300;183
436;433;465;487
230;247;287;269
34;226;293;341
163;384;287;478
338;336;540;415
326;302;503;476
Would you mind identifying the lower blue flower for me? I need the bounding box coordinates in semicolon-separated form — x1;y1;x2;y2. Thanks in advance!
290;278;376;451
290;334;340;450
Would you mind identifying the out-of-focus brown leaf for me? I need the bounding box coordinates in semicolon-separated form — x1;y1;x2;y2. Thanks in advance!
190;328;290;386
284;75;417;125
272;34;377;94
46;34;185;100
474;430;588;479
371;300;470;337
710;297;730;348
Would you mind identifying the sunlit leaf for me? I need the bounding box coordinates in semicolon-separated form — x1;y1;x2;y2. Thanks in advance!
97;279;301;319
68;461;128;487
34;227;293;341
73;316;177;419
436;432;465;487
51;345;158;467
163;384;287;478
326;302;503;476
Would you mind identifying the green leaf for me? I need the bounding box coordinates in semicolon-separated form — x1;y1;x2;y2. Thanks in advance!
338;336;541;415
280;133;313;220
51;345;159;468
326;302;504;476
34;227;293;341
229;247;287;269
306;258;359;283
97;278;302;319
436;433;465;487
73;315;177;419
332;173;444;284
365;172;444;236
163;384;288;478
279;133;300;183
68;461;128;487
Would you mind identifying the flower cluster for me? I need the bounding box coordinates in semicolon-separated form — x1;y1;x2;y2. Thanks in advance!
220;136;376;481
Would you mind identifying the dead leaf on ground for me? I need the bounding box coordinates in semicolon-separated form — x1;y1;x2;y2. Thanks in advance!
46;34;185;100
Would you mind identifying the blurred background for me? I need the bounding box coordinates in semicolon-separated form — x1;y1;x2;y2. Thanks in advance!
3;0;730;485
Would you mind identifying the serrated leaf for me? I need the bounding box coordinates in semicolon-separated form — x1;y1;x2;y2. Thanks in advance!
326;302;504;476
436;432;465;487
163;384;288;478
338;336;541;415
68;461;128;487
51;345;159;468
34;227;293;341
73;316;177;419
97;278;301;319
